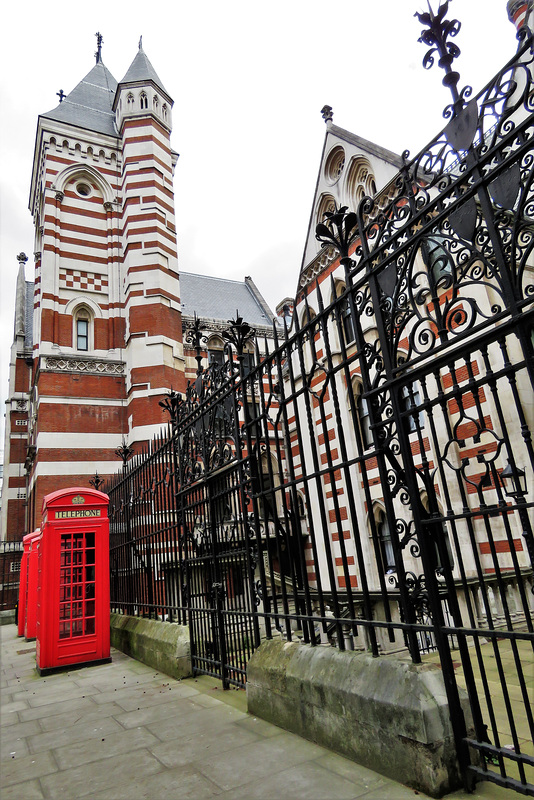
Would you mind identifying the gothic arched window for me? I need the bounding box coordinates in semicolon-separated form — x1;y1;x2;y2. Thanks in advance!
352;379;372;450
377;509;395;573
74;307;92;352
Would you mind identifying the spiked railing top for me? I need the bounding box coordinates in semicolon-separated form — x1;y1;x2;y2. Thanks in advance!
315;205;359;263
115;439;134;467
415;1;471;118
222;314;256;358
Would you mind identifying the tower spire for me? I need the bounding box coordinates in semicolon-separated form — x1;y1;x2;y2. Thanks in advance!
95;31;103;64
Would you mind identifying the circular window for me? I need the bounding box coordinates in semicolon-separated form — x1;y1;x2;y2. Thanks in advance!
76;182;92;197
325;146;346;185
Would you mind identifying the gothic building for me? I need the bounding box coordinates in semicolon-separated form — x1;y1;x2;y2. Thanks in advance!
1;42;277;542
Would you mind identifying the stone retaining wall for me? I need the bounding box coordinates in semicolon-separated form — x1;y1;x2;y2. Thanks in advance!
110;613;192;680
247;639;471;798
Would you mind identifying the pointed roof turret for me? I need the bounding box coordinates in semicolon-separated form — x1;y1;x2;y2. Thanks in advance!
118;39;169;97
41;59;118;137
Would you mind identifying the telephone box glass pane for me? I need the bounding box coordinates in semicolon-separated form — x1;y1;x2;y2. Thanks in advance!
59;531;97;639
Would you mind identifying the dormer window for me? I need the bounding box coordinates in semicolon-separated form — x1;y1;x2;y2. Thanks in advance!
140;92;148;110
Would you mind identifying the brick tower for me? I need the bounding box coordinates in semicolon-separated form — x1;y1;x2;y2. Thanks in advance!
2;37;184;536
114;41;184;440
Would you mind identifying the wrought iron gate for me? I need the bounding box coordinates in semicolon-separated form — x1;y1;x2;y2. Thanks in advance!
107;13;534;795
180;459;260;687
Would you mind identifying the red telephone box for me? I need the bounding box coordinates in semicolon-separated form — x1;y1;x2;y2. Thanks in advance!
36;488;111;675
25;530;42;641
18;530;40;638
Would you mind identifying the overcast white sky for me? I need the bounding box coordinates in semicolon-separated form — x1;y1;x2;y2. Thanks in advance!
0;0;517;452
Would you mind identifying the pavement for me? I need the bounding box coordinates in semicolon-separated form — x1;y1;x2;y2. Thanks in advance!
1;624;515;800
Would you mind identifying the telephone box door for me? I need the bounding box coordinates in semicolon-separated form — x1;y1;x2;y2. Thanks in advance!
36;488;111;674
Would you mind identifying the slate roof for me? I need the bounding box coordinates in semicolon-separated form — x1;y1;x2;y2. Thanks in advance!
41;62;118;137
119;47;168;95
180;272;275;329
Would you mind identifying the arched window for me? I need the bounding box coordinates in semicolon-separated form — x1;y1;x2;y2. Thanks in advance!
162;103;168;120
259;452;280;522
207;335;224;367
421;494;454;572
352;380;371;450
377;509;395;573
74;307;91;352
421;235;453;285
334;281;355;345
242;343;255;377
140;92;148;110
400;382;424;434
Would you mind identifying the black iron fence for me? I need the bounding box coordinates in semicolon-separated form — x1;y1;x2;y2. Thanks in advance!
107;24;534;796
0;541;24;614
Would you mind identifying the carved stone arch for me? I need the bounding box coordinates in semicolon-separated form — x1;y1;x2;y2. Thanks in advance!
65;296;103;319
346;156;376;210
316;193;336;229
52;163;114;206
300;305;317;327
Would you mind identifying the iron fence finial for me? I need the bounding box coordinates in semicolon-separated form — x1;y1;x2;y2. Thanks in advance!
415;0;470;118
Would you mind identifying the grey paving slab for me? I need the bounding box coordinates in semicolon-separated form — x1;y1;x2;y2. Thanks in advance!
39;749;164;799
0;778;45;800
16;684;99;708
1;731;30;760
0;718;42;742
52;724;161;770
114;694;200;729
1;749;58;787
11;678;81;700
195;730;328;792
92;681;196;709
37;700;125;731
315;751;390;791
89;764;223;800
223;760;367;800
18;694;98;722
232;714;285;738
146;701;248;742
2;699;30;716
27;712;122;754
151;721;265;768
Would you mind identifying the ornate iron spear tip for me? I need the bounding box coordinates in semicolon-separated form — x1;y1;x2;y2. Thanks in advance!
315;204;359;262
159;389;183;425
115;438;134;466
222;314;255;357
184;314;206;375
415;0;470;117
89;471;105;491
